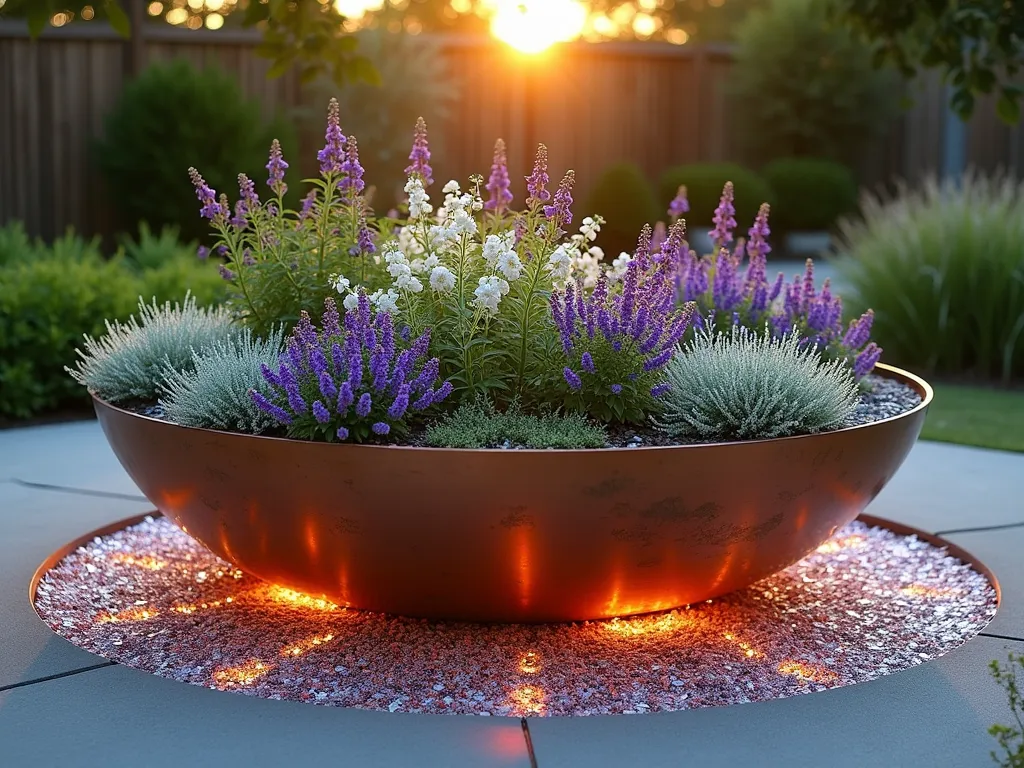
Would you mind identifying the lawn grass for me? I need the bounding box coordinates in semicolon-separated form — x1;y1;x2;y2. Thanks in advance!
920;382;1024;453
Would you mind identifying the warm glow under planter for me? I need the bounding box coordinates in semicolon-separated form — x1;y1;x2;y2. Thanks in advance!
92;363;931;623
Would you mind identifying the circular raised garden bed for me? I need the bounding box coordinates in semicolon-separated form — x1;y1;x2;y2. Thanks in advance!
92;363;931;623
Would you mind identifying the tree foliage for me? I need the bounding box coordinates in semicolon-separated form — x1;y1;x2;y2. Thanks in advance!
832;0;1024;123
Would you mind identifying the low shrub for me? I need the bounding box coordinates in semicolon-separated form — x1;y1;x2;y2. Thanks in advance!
120;223;198;271
657;163;774;234
835;173;1024;385
68;295;234;404
425;399;607;449
584;163;660;259
95;59;296;242
761;158;858;232
0;226;228;420
160;326;285;434
656;326;860;442
989;652;1024;768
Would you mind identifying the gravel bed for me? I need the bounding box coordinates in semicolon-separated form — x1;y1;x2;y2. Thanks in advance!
35;516;994;717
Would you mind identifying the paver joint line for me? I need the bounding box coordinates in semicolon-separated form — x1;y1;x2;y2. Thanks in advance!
0;661;116;692
521;718;539;768
12;478;147;503
935;520;1024;536
980;632;1024;643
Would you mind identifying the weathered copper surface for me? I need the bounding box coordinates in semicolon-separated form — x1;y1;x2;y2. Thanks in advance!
92;364;932;622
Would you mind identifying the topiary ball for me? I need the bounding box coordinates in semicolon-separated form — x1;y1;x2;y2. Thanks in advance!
583;163;660;258
762;158;858;232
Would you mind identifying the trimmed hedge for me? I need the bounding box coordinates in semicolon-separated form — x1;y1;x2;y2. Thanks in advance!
584;163;661;257
0;223;226;420
658;163;775;233
762;158;858;232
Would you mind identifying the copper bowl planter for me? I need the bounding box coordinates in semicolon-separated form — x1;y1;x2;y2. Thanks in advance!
93;363;932;623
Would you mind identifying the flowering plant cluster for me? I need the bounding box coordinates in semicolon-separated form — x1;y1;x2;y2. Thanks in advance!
172;99;884;443
252;296;451;442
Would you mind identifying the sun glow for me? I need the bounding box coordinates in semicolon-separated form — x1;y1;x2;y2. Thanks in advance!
489;0;587;54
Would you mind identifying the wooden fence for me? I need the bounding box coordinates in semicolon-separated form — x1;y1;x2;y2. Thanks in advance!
3;20;1024;242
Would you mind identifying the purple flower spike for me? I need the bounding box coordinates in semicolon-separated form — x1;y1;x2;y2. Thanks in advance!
581;352;595;374
336;426;350;441
218;264;235;281
564;367;583;391
266;139;289;195
651;383;671;398
405;117;433;187
317;98;346;176
250;391;292;425
643;347;674;372
356;392;372;418
312;400;331;424
188;167;226;222
339;136;366;196
854;342;882;378
196;245;209;261
371;422;390;436
337;381;354;413
259;363;282;388
484;138;514;214
319;371;338;401
747;203;771;259
299;190;316;221
526;144;551;206
710;181;737;247
433;380;454;403
543;171;575;229
242;249;256;266
843;310;875;351
356;218;376;255
610;383;623;395
651;221;668;253
668;185;689;219
238;173;259;212
387;386;410;420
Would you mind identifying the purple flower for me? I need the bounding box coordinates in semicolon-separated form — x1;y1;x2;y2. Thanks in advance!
218;264;235;281
564;367;582;391
299;190;316;221
526;144;550;206
710;181;737;247
543;171;575;229
339;136;365;196
854;342;882;378
843;310;875;351
312;400;331;424
250;391;292;425
651;221;668;253
651;382;670;398
387;386;410;420
405;117;433;187
356;392;372;418
581;352;595;374
188;167;226;222
196;245;209;261
356;218;376;256
238;173;259;212
433;380;453;403
336;426;350;441
318;371;338;401
712;249;742;313
372;422;391;436
266;139;289;195
668;185;689;219
242;249;256;266
484;138;513;214
643;347;674;372
746;203;771;259
610;383;623;395
769;272;785;303
337;381;354;413
317;98;346;176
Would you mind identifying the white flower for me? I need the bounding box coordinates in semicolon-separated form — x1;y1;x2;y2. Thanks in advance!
497;250;523;281
374;288;401;314
451;208;477;237
430;265;457;293
427;225;448;251
423;254;440;271
482;234;506;266
343;292;360;311
471;198;484;212
607;252;632;283
589;246;605;261
405;177;432;220
330;273;351;294
388;261;412;280
442;179;460;195
396;273;423;293
410;258;427;275
473;275;506;315
383;243;407;265
546;245;573;282
397;226;425;256
580;215;602;242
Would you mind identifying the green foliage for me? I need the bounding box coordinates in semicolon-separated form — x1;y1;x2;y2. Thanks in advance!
730;0;901;167
137;258;227;310
989;653;1024;768
160;326;285;434
761;158;859;232
67;294;234;404
656;326;860;442
0;220;38;265
658;163;774;236
834;173;1024;385
119;223;197;271
833;0;1024;122
94;59;296;242
311;29;458;206
584;163;660;259
0;257;138;419
425;399;607;449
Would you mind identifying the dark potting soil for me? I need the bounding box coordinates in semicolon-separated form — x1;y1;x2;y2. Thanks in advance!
124;374;922;449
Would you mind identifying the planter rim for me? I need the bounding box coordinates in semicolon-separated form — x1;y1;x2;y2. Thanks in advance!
90;362;932;454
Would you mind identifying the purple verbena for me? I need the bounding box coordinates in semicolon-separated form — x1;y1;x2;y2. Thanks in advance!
405;117;433;187
668;185;689;219
710;181;737;247
266;139;289;196
526;144;551;206
484;138;513;214
317;98;346;176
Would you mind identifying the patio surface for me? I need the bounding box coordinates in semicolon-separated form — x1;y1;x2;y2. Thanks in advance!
1;420;1022;766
